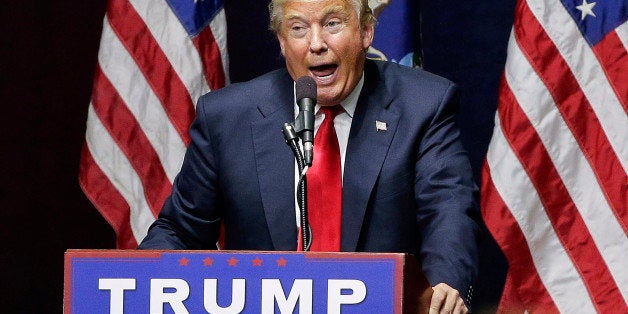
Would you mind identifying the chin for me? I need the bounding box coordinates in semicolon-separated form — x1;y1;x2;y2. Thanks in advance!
317;90;339;106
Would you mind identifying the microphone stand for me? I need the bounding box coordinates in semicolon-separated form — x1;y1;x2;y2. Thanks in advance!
282;121;312;252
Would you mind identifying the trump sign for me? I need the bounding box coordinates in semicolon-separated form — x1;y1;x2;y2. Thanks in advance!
64;250;428;313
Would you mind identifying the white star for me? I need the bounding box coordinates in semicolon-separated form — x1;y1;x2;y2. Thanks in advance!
575;0;596;21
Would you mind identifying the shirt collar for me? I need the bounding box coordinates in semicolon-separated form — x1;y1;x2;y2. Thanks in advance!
315;73;363;118
333;72;363;118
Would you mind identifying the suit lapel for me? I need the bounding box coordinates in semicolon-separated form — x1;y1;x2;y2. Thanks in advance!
250;63;400;251
251;71;298;250
341;61;400;251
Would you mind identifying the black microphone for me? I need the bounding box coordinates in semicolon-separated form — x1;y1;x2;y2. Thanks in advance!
295;76;316;166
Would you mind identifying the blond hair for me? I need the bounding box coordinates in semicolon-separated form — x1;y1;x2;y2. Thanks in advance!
268;0;376;33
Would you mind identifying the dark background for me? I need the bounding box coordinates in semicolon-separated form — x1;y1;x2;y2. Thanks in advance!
1;0;513;312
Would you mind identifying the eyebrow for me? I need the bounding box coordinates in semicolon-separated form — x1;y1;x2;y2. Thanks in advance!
321;5;347;16
283;4;349;22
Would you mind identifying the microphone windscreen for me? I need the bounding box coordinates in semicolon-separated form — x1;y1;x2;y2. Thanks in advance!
295;76;317;102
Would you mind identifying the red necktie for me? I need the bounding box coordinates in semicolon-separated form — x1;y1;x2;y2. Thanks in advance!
307;105;343;251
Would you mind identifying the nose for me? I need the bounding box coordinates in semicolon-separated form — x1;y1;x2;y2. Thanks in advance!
309;26;328;54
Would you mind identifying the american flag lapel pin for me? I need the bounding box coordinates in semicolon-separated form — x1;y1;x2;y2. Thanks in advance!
375;120;387;131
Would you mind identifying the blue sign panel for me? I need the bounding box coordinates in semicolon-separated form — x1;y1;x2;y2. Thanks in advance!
65;251;404;313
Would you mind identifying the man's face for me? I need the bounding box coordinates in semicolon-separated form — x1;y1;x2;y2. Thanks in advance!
277;0;374;106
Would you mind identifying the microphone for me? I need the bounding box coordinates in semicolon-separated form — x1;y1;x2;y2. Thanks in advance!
295;76;316;166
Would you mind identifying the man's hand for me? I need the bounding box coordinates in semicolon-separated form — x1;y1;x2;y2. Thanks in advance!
429;283;468;314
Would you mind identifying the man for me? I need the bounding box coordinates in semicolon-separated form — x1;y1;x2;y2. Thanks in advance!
139;0;479;312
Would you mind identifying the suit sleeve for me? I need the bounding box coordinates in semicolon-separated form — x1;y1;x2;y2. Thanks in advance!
138;96;222;250
414;83;480;303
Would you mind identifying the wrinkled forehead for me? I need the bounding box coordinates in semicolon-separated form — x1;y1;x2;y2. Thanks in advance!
282;0;352;20
281;0;357;15
270;0;368;34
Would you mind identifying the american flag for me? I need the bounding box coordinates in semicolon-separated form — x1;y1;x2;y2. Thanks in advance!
79;0;228;249
481;0;627;312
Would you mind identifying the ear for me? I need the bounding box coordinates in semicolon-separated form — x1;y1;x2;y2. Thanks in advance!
361;22;375;50
277;34;286;56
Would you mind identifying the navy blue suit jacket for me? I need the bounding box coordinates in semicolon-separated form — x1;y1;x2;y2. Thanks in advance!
139;60;479;298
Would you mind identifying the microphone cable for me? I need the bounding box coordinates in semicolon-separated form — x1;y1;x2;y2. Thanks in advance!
282;123;312;251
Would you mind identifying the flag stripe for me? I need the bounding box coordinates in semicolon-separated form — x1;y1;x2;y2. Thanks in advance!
107;0;195;145
91;65;172;217
193;7;229;90
525;0;628;173
617;21;628;50
498;78;625;311
127;0;214;100
85;104;156;242
593;28;628;114
79;145;138;249
486;114;597;313
193;23;226;91
481;162;558;313
209;8;230;86
497;273;524;313
97;18;186;182
517;0;628;234
505;34;628;302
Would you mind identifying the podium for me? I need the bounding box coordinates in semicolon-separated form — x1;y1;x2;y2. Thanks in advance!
64;250;432;313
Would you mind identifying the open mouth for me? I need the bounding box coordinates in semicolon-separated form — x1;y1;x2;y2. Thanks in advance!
310;64;338;81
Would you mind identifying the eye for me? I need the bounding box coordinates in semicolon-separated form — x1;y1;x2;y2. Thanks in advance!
324;18;344;33
287;22;308;37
